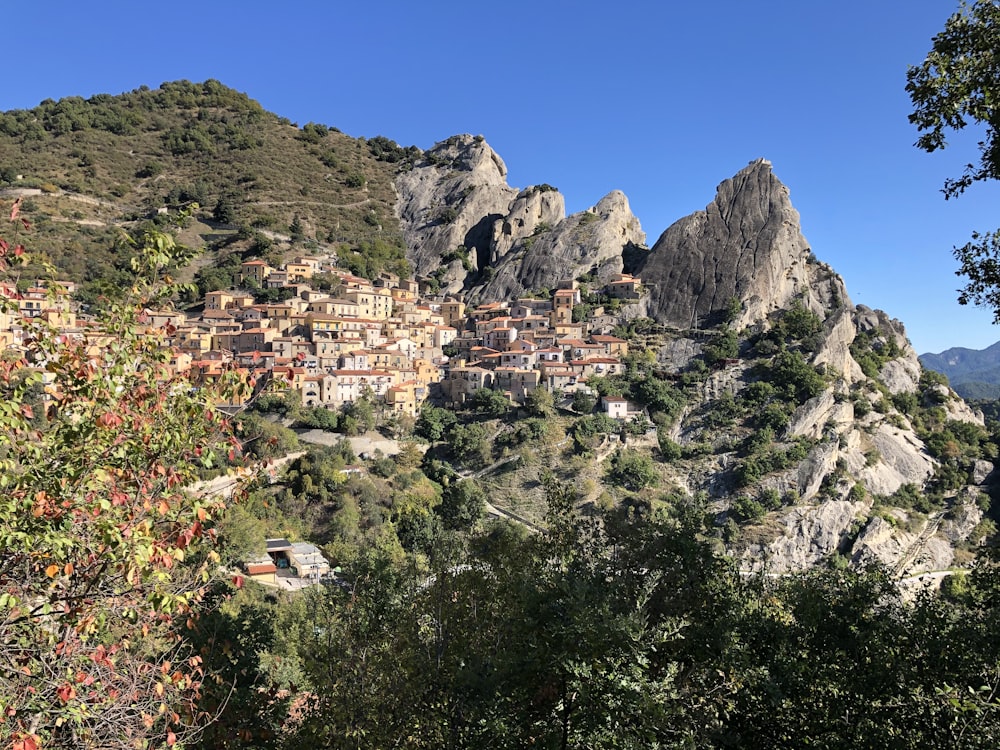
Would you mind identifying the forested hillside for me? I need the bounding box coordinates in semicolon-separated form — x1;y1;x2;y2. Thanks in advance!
0;80;412;301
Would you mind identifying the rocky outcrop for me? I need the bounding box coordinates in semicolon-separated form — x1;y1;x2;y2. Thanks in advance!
395;135;517;290
469;190;645;303
395;136;644;299
743;500;863;573
392;142;990;576
635;159;845;329
489;187;565;263
813;308;867;383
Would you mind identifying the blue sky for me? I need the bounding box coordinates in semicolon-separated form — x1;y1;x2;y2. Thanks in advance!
8;0;997;354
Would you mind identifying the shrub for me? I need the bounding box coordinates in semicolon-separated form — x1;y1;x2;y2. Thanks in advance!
606;449;659;491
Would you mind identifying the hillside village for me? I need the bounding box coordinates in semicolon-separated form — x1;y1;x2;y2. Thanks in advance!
0;252;647;420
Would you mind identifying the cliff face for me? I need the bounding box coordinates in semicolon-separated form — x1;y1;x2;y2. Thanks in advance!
395;135;644;299
636;159;846;330
469;190;645;303
394;135;518;293
394;141;992;576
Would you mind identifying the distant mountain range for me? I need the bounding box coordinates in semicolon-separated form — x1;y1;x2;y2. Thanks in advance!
920;341;1000;400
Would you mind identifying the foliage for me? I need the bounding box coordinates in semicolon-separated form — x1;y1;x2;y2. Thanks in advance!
367;135;420;164
335;237;410;281
179;479;1000;749
415;405;458;442
571;390;597;414
438;479;487;530
294;405;340;432
775;300;823;341
523;386;554;417
850;327;902;379
702;328;739;366
0;209;249;748
446;422;492;466
468;387;510;417
755;349;826;404
657;431;683;461
606;449;659;491
571;413;619;453
907;1;1000;320
0;80;408;290
339;397;375;436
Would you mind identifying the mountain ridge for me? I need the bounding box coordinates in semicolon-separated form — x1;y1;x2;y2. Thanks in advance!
921;340;1000;399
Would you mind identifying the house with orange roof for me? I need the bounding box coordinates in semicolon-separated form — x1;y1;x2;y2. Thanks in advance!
605;273;642;299
386;380;422;417
238;259;273;286
309;297;360;317
285;261;314;282
568;357;624;378
391;286;418;305
205;290;235;311
553;322;586;338
439;299;466;327
484;326;516;351
590;334;629;357
551;288;578;325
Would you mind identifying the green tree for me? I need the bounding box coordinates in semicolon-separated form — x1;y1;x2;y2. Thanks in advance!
415;405;457;442
469;387;510;417
212;194;237;224
572;390;597;414
438;479;487;530
524;386;555;417
907;1;1000;320
446;422;491;466
606;449;659;491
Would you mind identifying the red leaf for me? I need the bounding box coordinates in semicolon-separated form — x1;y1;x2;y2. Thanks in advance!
20;404;32;419
97;412;123;429
166;731;177;747
231;575;244;589
13;244;23;257
9;197;21;221
20;218;30;231
56;683;75;703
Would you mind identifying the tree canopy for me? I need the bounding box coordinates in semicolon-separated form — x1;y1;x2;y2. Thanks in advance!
907;0;1000;320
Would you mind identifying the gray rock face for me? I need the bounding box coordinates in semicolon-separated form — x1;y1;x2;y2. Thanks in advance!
489;187;565;263
392;144;988;575
395;135;517;288
636;159;839;329
395;136;644;299
851;515;914;570
743;500;863;573
470;190;645;303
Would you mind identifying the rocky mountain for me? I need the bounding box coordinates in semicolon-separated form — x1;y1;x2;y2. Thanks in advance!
634;158;844;330
394;134;645;299
395;140;994;574
921;341;1000;400
1;82;994;577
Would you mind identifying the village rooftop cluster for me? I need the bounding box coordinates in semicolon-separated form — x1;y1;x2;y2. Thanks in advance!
0;254;646;419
